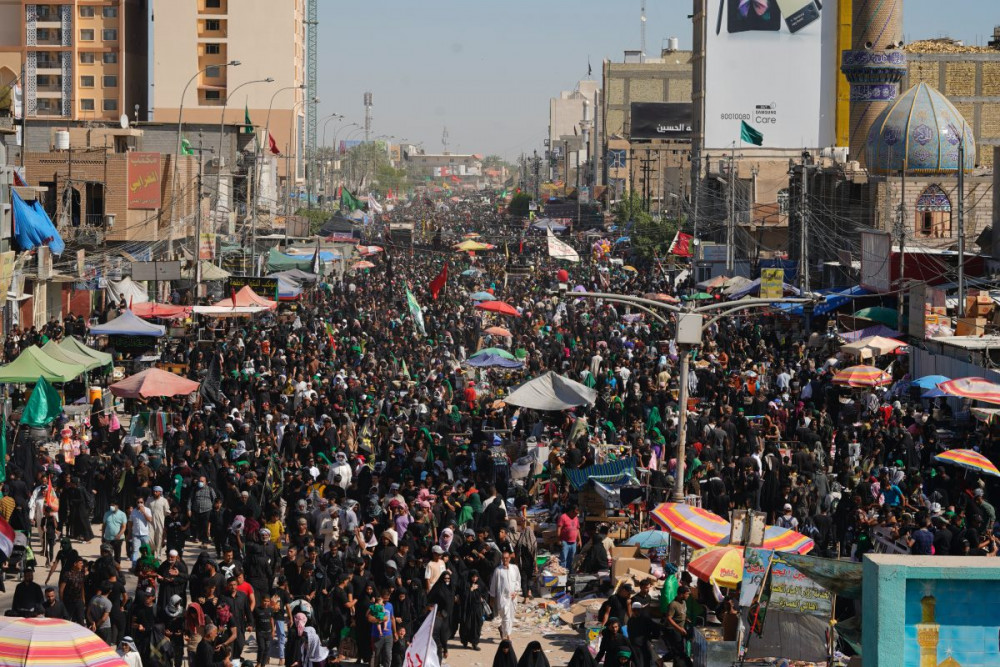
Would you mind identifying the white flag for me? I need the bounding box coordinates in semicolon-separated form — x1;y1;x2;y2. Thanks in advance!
368;194;384;214
547;228;580;263
404;605;440;667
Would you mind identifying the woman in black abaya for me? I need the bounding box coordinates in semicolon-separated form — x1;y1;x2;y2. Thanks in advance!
458;569;487;649
516;641;550;667
492;640;518;667
62;477;93;541
426;570;457;639
568;646;599;667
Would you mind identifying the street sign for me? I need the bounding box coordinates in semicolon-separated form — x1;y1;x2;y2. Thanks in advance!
227;276;279;299
131;261;182;281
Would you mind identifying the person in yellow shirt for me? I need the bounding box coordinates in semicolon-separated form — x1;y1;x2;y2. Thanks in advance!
263;511;285;546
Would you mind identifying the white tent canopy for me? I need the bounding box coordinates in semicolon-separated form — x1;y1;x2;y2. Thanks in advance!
504;371;597;411
106;277;149;305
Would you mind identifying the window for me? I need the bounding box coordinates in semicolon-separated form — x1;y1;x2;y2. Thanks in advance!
205;43;221;55
102;29;117;41
205;90;221;101
80;52;95;64
103;98;117;111
205;66;220;78
36;29;50;41
80;99;95;111
79;6;95;17
80;29;95;41
103;52;117;64
205;19;220;31
80;75;94;88
206;0;221;7
102;7;118;18
103;75;117;88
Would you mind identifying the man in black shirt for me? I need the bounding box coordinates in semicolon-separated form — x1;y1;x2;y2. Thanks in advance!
43;586;68;619
599;583;633;626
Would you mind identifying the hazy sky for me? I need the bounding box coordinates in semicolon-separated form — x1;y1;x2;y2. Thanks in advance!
316;0;996;160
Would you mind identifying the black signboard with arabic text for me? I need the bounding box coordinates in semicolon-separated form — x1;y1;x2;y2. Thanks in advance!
629;102;693;140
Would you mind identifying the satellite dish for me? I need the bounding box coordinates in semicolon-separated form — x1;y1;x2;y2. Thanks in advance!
119;114;129;129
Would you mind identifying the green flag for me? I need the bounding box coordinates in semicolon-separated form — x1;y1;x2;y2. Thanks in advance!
0;413;7;485
244;103;254;134
19;376;62;428
740;120;763;146
181;137;194;156
406;289;426;337
341;188;363;212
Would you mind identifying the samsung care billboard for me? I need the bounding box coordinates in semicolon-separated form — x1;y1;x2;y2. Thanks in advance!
704;0;838;149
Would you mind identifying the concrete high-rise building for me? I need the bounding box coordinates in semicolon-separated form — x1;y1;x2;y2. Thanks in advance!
0;0;147;122
148;0;305;181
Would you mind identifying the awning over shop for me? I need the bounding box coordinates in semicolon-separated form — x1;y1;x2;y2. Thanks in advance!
213;285;278;310
565;457;637;491
0;346;86;384
58;336;112;369
40;340;103;372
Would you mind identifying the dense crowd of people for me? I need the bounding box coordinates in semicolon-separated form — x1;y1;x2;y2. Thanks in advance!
0;193;994;667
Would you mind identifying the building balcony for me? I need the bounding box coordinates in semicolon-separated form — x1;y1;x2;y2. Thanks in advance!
36;89;63;98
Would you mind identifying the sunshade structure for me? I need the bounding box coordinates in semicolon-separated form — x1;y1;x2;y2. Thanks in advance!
758;525;816;553
937;377;1000;406
697;275;731;290
0;616;128;667
682;292;714;301
356;245;384;256
110;367;200;399
840;335;906;358
912;375;951;390
643;292;680;304
89;310;166;337
40;341;102;372
484;326;512;337
269;269;318;284
475;301;520;317
839;324;900;342
853;306;899;328
198;261;230;281
689;547;744;588
352;260;375;270
460;268;483;277
273;276;303;301
0;346;86;384
650;503;730;548
58;337;112;369
454;240;493;252
530;219;567;232
471;347;516;361
105;276;148;305
832;365;893;387
465;353;524;369
971;407;1000;424
130;302;191;320
213;285;278;311
624;530;671;549
469;291;496;302
191;305;271;318
504;371;598;411
933;448;1000;477
726;277;800;299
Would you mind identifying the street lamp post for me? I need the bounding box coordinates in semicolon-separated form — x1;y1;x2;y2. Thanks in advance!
285;97;318;244
313;113;343;210
329;122;358;201
169;60;240;259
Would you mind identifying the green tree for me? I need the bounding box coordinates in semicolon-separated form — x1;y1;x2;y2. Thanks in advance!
613;190;652;226
614;191;679;259
374;163;409;196
295;208;329;234
508;192;531;216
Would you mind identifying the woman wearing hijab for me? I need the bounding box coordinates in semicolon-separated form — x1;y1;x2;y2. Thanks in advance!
291;612;328;667
458;569;487;649
426;569;457;642
492;639;518;667
439;527;455;554
568;646;599;667
516;641;550;667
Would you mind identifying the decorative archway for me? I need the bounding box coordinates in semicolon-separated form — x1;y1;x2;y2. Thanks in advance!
914;184;952;239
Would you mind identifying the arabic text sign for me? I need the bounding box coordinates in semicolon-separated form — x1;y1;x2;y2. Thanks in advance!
760;268;784;300
739;547;773;607
769;556;833;617
630;102;693;140
128;152;162;209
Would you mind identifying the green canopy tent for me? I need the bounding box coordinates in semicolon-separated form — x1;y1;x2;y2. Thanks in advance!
41;340;103;373
0;346;86;384
58;336;112;369
853;306;899;329
266;248;314;272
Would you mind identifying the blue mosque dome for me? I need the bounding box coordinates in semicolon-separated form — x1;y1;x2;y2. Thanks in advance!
864;83;975;175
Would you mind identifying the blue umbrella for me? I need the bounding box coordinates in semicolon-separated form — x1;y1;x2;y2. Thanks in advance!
922;387;950;399
625;530;671;549
470;291;496;301
461;269;482;277
615;236;631;244
465;353;524;369
913;375;951;390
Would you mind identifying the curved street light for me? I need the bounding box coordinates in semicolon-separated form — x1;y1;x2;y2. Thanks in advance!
217;77;274;170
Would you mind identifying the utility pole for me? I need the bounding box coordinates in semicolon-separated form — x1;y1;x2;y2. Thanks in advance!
692;149;700;273
896;168;906;331
958;131;966;318
799;154;810;293
564;140;570;195
726;147;735;274
194;132;206;292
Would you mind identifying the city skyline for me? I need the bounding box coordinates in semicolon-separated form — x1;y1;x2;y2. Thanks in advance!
315;0;997;158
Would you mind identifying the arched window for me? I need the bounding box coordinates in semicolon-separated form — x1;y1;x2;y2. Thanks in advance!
914;184;952;238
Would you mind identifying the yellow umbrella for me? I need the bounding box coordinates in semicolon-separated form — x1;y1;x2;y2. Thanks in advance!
623;265;638;273
688;546;744;588
454;240;492;252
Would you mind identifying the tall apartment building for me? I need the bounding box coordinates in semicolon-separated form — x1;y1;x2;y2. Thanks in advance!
0;0;146;121
149;0;306;181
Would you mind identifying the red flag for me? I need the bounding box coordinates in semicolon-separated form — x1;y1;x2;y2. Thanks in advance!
669;232;693;257
429;263;448;300
268;132;281;155
45;479;59;511
231;287;237;308
0;515;13;558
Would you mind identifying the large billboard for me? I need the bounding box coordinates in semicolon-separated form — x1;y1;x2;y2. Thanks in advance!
127;152;162;209
629;103;692;140
704;0;838;149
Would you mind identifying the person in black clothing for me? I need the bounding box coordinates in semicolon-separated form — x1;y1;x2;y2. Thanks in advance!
599;584;633;626
159;595;186;667
193;624;228;667
43;586;68;619
594;619;628;667
492;640;518;667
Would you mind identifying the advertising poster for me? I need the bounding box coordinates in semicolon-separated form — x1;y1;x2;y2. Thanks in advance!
739;547;773;607
127;152;162;209
760;268;784;299
198;233;216;261
630;103;693;140
769;554;833;617
704;0;838;148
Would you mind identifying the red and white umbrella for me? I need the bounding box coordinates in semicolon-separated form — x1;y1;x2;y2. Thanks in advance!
937;377;1000;406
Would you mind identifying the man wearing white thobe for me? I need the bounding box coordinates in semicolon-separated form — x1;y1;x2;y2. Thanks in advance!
489;550;521;641
146;486;170;557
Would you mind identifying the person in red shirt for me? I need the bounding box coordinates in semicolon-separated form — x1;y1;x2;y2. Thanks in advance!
557;505;582;573
464;381;478;411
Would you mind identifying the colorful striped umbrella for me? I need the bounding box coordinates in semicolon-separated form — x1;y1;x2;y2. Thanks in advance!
351;260;375;270
933;448;1000;477
689;547;744;588
475;301;520;317
761;525;815;554
484;326;512;337
650;503;730;548
937;377;1000;406
0;617;127;667
832;365;893;387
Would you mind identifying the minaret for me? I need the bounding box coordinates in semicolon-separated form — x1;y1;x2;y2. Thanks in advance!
915;595;940;667
840;0;907;164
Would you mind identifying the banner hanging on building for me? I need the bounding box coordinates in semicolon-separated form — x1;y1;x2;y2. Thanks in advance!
198;233;216;260
127;152;162;209
629;103;693;140
760;268;784;299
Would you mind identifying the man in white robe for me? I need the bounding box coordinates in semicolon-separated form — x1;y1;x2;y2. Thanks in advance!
489;550;521;641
